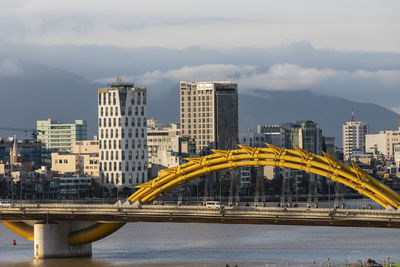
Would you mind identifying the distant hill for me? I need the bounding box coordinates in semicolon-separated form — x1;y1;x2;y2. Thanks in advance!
0;61;398;146
149;88;400;145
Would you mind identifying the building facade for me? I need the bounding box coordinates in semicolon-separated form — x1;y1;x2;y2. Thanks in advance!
180;81;238;153
72;137;99;154
98;79;148;187
37;119;87;152
147;118;195;178
258;121;323;154
366;130;400;159
342;121;368;161
51;152;82;175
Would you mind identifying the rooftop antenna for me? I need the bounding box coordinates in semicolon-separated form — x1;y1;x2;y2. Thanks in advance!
351;107;354;122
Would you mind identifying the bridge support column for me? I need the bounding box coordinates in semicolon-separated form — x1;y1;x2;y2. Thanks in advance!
34;222;92;259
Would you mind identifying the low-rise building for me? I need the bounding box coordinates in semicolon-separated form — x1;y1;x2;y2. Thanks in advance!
366;120;400;159
72;137;99;154
59;177;92;199
51;152;82;175
0;138;49;169
147;118;196;178
82;154;99;177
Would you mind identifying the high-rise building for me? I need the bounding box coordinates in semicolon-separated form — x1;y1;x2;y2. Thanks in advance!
180;81;238;153
258;121;323;154
342;121;368;161
285;121;323;155
258;121;324;201
98;78;148;187
37;119;87;152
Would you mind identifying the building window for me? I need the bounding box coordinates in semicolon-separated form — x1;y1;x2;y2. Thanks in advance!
132;161;136;171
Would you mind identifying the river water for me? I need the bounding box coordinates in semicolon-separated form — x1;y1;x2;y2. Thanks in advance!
0;222;399;266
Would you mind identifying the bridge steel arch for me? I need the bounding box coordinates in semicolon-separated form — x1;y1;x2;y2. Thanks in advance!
3;144;400;246
128;144;400;209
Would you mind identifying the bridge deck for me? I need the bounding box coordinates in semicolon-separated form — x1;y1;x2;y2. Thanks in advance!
1;204;400;228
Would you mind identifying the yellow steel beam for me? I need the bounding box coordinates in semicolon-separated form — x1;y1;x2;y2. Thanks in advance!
68;222;125;246
128;144;400;210
2;221;34;241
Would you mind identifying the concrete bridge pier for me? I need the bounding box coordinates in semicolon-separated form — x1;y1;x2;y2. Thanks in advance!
34;222;92;259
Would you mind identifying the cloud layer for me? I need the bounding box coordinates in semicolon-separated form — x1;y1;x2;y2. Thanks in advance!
106;63;400;92
1;0;399;52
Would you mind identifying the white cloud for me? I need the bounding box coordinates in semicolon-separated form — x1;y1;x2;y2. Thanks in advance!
239;64;341;90
117;63;400;92
138;64;257;85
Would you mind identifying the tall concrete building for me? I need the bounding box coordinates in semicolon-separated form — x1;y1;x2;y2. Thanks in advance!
342;121;368;161
258;121;324;202
286;121;323;155
37;119;87;152
258;121;323;154
180;81;238;153
98;79;148;187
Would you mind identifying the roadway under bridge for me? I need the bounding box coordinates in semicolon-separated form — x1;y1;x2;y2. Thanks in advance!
2;203;400;229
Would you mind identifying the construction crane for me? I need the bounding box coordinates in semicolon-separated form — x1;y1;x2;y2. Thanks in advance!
0;127;45;141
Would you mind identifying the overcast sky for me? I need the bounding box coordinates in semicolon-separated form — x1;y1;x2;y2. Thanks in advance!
1;0;399;52
1;0;400;117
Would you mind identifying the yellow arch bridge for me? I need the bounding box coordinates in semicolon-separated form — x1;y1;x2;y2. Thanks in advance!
3;144;400;248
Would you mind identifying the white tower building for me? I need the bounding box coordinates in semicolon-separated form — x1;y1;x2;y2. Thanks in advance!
98;78;148;187
342;120;369;161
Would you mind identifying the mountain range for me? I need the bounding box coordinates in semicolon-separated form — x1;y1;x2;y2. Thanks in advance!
0;60;398;146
